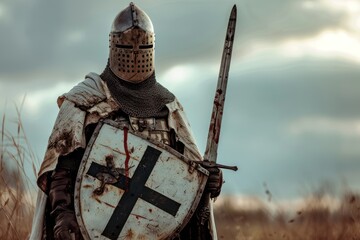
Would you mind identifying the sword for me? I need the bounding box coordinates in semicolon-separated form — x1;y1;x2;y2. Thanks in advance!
198;5;237;229
204;4;237;170
199;4;238;227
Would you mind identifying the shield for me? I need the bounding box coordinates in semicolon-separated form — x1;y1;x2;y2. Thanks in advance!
74;119;208;240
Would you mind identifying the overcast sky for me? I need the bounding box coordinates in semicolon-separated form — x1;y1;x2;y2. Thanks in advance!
1;0;360;202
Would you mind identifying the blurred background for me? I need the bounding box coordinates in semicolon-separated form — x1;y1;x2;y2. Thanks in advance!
1;0;360;239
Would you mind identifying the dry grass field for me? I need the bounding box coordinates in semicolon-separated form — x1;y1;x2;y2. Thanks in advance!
214;193;360;240
1;112;360;240
0;110;38;239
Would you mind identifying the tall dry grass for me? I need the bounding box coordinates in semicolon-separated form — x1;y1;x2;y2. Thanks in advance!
0;102;39;240
215;191;360;240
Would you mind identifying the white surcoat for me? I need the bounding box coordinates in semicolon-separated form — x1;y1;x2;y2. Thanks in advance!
30;73;217;240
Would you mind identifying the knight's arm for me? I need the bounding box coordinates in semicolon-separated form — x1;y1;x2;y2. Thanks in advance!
49;149;83;239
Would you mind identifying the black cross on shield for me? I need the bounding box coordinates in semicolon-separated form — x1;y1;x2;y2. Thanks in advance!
86;146;181;240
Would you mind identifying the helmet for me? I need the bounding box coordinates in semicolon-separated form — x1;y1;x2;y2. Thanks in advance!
109;2;155;83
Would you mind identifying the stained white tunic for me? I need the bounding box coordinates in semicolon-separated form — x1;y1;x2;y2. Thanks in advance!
30;73;217;240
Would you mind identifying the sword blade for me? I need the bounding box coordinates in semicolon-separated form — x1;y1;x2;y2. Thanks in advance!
204;5;237;163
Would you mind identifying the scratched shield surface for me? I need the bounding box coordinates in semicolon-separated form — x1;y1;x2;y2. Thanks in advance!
74;120;208;240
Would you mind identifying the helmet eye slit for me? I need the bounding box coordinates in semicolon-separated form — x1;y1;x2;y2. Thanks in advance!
116;44;133;49
139;44;153;49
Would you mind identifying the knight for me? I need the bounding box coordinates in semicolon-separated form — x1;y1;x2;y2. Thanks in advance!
30;3;222;240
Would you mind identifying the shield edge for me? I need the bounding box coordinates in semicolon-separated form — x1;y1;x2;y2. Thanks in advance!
74;119;209;240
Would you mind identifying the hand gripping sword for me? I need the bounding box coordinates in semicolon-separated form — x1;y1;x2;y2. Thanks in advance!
198;4;238;226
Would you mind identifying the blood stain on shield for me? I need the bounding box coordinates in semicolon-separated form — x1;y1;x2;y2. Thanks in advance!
103;202;116;208
132;213;150;221
125;229;133;239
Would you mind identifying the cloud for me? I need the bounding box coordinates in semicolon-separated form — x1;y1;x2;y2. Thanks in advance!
0;2;9;20
0;0;110;78
234;0;347;42
287;117;360;137
158;63;218;92
215;194;342;213
279;30;360;63
23;81;76;116
0;0;356;84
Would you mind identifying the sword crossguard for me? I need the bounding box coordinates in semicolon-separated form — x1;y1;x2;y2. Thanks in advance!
194;160;238;171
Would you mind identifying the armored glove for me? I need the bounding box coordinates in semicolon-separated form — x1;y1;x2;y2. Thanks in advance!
53;208;81;240
49;168;81;240
203;161;223;198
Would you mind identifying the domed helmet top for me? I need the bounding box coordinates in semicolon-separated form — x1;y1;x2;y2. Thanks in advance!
109;2;155;83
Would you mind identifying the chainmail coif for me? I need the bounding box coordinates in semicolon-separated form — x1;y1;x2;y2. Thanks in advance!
100;62;175;118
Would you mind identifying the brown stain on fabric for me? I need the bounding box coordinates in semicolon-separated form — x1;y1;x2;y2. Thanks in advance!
125;229;133;239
